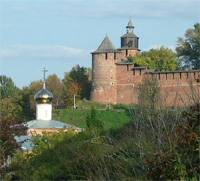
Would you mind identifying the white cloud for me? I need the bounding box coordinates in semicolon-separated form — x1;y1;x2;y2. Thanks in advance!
58;0;199;19
0;44;91;59
9;0;199;20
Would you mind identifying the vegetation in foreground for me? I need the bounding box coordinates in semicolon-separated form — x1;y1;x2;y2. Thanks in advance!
11;103;200;180
4;75;199;180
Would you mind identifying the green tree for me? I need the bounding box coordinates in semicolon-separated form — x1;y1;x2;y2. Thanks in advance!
14;127;142;180
64;82;80;108
86;67;92;81
0;79;42;123
28;80;43;110
64;65;91;108
176;23;200;69
46;74;64;108
0;95;25;123
86;107;104;137
128;47;178;71
0;75;19;99
18;88;35;121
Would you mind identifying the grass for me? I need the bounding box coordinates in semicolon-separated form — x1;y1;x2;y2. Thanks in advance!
76;99;106;110
53;109;132;130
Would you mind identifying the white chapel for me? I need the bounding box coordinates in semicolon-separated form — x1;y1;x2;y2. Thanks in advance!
15;68;81;151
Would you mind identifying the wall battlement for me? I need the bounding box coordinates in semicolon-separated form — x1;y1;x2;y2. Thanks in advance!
90;20;200;107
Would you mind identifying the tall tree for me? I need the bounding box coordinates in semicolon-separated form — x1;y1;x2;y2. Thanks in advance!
0;80;41;123
0;75;19;99
64;65;91;108
176;23;200;69
0;95;25;123
128;47;178;71
28;80;43;110
46;74;64;108
18;88;35;121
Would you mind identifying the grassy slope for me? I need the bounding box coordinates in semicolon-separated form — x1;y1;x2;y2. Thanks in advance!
53;109;132;130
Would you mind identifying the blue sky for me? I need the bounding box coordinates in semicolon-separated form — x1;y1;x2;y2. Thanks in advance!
0;0;199;88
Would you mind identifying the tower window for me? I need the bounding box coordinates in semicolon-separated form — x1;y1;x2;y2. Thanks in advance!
126;49;128;56
105;53;108;60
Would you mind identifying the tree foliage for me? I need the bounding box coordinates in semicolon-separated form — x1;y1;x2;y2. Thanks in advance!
128;47;178;71
19;88;35;120
64;65;91;108
0;118;27;179
0;84;39;123
13;128;143;180
176;23;200;69
0;96;25;123
86;107;104;137
144;104;200;180
0;75;18;99
46;74;64;108
10;80;199;180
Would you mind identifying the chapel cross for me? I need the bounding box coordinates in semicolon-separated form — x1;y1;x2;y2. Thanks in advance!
42;68;48;89
42;68;48;82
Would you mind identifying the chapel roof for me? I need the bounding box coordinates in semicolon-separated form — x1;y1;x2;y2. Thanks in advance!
26;120;81;130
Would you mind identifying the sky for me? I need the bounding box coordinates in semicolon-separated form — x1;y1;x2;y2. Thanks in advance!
0;0;199;88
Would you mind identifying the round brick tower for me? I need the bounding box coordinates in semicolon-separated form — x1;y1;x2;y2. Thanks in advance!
90;35;121;104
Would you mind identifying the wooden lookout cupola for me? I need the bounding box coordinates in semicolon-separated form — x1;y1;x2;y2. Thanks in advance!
118;18;140;58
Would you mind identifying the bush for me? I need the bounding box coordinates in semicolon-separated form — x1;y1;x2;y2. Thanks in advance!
144;104;200;180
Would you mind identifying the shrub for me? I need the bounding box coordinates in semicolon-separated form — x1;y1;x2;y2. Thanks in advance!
144;104;200;180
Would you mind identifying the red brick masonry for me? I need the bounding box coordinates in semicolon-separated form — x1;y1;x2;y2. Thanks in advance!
90;52;200;107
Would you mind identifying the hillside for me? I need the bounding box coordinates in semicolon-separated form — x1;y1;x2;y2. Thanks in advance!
53;109;132;130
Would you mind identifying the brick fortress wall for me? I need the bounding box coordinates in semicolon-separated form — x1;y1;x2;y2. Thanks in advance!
91;53;200;107
90;20;200;107
115;65;200;107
